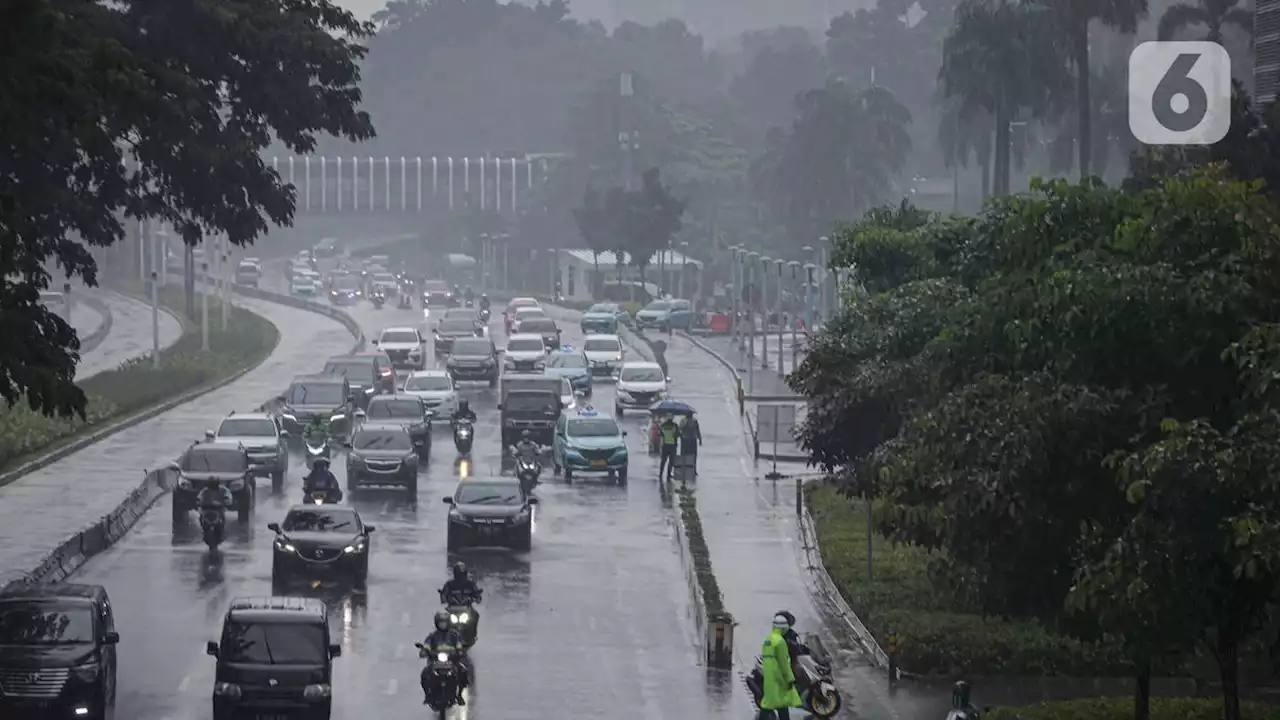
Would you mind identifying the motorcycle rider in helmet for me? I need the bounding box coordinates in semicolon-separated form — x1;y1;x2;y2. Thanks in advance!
303;415;329;445
452;400;477;426
513;429;541;464
302;457;342;502
479;293;491;312
420;610;468;706
196;483;235;510
439;561;482;639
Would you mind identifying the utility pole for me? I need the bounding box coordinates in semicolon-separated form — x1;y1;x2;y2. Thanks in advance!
619;71;635;191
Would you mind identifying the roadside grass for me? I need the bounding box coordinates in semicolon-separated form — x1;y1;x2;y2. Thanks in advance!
987;697;1280;720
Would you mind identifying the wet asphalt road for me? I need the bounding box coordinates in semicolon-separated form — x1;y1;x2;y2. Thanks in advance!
76;291;183;379
68;268;750;720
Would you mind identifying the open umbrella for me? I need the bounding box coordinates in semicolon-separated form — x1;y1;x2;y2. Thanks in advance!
649;398;695;415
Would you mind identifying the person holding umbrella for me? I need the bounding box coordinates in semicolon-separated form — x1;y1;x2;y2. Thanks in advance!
679;412;702;477
658;415;680;479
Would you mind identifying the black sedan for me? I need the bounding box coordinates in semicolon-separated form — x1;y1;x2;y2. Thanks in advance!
345;428;419;497
270;505;374;591
433;318;481;355
357;395;432;458
444;477;537;551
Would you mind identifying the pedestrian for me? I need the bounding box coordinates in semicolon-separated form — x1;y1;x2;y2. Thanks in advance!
758;614;803;719
679;413;701;478
657;415;679;480
650;339;669;379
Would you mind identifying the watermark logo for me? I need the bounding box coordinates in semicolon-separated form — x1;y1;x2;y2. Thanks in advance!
1129;41;1231;145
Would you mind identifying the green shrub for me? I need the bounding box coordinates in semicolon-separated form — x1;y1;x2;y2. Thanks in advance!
0;287;278;473
676;486;726;617
987;697;1280;720
806;484;1129;676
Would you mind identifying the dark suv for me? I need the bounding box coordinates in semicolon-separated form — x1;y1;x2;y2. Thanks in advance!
446;337;499;387
207;597;341;720
0;583;119;720
322;355;381;409
499;388;560;447
170;441;254;525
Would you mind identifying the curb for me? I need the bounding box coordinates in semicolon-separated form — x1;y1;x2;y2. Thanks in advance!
669;480;710;663
0;281;366;591
77;292;114;354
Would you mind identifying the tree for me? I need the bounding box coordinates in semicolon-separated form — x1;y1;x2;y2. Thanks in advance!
1047;62;1134;179
729;40;827;137
1157;0;1251;41
1;0;373;417
572;187;613;289
614;168;686;287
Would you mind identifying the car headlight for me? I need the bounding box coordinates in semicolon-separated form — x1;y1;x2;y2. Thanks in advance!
178;477;194;489
280;412;297;422
409;347;422;356
330;413;345;422
303;684;331;700
612;447;629;459
71;662;99;682
214;682;242;698
447;357;458;366
344;542;365;553
457;612;470;623
275;540;296;553
436;652;450;663
613;354;623;362
617;391;632;400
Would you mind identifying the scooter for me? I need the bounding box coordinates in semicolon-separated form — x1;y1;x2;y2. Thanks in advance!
479;308;491;323
440;588;482;647
415;643;461;718
744;636;842;718
303;489;343;504
304;437;331;470
453;419;474;455
199;505;225;549
370;290;386;309
512;453;541;493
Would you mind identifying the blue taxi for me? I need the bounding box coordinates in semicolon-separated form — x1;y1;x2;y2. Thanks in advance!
552;406;629;484
543;346;593;398
580;303;628;334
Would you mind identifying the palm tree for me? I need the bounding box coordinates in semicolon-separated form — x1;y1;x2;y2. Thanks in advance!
938;96;994;203
940;0;1068;195
1157;0;1251;41
1047;62;1133;179
1040;0;1149;180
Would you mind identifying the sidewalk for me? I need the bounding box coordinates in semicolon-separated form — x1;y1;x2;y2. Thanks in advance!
691;332;803;398
77;292;183;379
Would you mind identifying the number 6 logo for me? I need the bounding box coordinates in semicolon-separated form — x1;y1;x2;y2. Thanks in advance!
1129;41;1231;145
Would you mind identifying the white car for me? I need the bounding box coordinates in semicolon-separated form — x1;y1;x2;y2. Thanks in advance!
583;334;626;378
401;370;458;420
513;306;548;326
374;326;427;370
290;274;318;296
614;361;668;415
370;272;398;294
558;376;578;412
503;333;548;372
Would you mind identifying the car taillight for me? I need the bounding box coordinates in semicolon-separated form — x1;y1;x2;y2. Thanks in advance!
380;369;392;376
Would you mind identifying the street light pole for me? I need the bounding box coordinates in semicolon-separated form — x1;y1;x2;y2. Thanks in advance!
728;245;741;346
801;245;814;332
746;251;759;394
759;256;771;370
150;226;161;369
818;237;830;328
788;261;801;372
775;258;785;376
200;246;210;351
220;237;229;331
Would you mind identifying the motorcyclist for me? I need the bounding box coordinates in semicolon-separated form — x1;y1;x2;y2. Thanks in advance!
463;286;474;303
479;294;490;312
420;610;467;706
303;416;330;445
759;613;803;719
452;400;477;426
512;429;541;464
950;681;981;719
302;457;342;501
196;483;234;510
439;561;481;602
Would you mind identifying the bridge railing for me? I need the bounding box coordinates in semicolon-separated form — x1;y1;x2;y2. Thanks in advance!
263;155;555;213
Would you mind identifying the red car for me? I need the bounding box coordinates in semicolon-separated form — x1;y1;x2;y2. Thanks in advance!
503;297;540;334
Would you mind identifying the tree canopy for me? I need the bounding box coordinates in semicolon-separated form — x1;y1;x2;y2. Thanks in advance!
1;0;373;418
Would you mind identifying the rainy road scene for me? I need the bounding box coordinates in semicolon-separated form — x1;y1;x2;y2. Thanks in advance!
2;1;1274;720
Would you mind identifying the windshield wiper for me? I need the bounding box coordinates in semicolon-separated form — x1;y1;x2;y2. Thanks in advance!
329;522;351;531
465;495;507;504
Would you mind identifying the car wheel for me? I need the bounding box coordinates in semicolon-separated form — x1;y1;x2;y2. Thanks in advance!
171;496;186;525
406;475;418;500
271;566;287;593
564;467;573;483
488;375;497;388
614;405;623;417
617;467;628;485
446;525;463;551
236;486;253;522
353;562;368;590
512;526;532;552
271;470;284;494
584;387;593;398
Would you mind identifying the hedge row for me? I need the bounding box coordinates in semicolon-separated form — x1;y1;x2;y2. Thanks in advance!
0;286;279;473
805;484;1132;676
988;697;1280;720
675;486;726;618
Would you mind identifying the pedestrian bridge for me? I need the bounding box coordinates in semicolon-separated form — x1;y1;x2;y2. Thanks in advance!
265;154;561;216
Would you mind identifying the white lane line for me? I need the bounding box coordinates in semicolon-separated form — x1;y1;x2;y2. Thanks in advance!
386;678;399;695
177;674;190;692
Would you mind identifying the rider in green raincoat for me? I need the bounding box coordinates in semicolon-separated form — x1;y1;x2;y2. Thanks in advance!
760;614;803;718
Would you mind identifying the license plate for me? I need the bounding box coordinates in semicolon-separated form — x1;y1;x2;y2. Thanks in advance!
11;699;50;708
256;715;289;720
590;459;607;467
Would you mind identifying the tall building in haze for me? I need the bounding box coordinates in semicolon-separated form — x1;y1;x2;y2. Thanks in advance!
1258;0;1280;104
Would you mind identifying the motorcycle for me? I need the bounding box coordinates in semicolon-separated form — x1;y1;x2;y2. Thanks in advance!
479;307;491;323
744;635;842;718
453;419;474;455
440;589;481;647
199;505;225;549
303;488;342;504
416;643;460;718
510;450;542;493
371;290;386;308
304;435;331;470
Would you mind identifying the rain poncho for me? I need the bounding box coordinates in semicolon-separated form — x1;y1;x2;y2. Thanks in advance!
760;627;803;710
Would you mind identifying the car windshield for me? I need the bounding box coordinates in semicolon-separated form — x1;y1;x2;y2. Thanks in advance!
379;330;419;344
520;319;555;332
287;382;345;405
218;419;276;437
517;308;546;317
423;281;450;292
569;418;621;437
332;275;360;290
405;375;451;391
507;338;544;352
644;301;671;311
221;622;326;665
181;448;246;472
547;354;586;369
456;483;522;505
353;430;412;450
367;399;422;418
323;360;371;379
621;367;665;382
293;276;315;285
372;274;396;283
587;304;616;314
505;393;558;413
440;319;474;332
237;263;257;273
451;339;490;356
508;299;537;310
584;339;621;352
0;601;94;644
282;507;357;532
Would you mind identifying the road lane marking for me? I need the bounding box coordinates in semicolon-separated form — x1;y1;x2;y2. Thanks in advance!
386;678;398;695
178;674;190;692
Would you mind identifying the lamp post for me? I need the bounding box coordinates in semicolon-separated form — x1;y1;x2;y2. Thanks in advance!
678;241;689;300
220;237;229;331
775;258;785;376
759;255;772;370
801;246;814;331
200;252;210;352
728;245;742;346
787;260;802;372
499;233;511;290
150;228;161;368
818;237;830;328
746;251;759;394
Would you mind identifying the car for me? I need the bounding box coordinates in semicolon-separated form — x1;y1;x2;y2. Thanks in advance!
634;298;694;331
433;317;480;356
555;375;577;411
321;355;381;409
289;273;318;296
170;441;255;524
207;597;342;720
512;306;548;327
368;272;398;296
401;370;458;419
344;427;419;496
544;347;593;398
582;334;626;377
0;583;119;720
373;326;426;370
355;349;399;394
614;361;669;415
446;336;499;386
499;386;561;447
355;394;432;459
233;261;261;287
275;374;357;440
209;412;288;492
443;476;537;551
421;280;456;309
503;333;547;372
580;302;628;334
514;316;561;349
269;506;374;591
553;406;629;483
503;297;540;332
328;273;362;305
314;237;342;257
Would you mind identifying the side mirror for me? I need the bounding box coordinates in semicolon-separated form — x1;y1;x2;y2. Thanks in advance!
370;339;378;346
206;641;219;657
279;430;290;438
341;440;352;448
442;496;455;505
496;403;503;410
622;431;628;436
204;429;215;440
365;525;376;533
665;376;672;383
329;644;342;658
167;461;181;472
103;631;120;645
267;522;280;532
528;497;539;505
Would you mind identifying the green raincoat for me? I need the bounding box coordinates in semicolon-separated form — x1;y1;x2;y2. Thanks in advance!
760;628;803;710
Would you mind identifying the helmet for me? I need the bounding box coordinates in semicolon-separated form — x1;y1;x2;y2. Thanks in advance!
452;561;467;580
776;610;796;627
481;293;488;299
772;614;790;630
951;681;972;708
434;610;450;630
313;457;330;469
521;429;531;439
458;399;470;413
